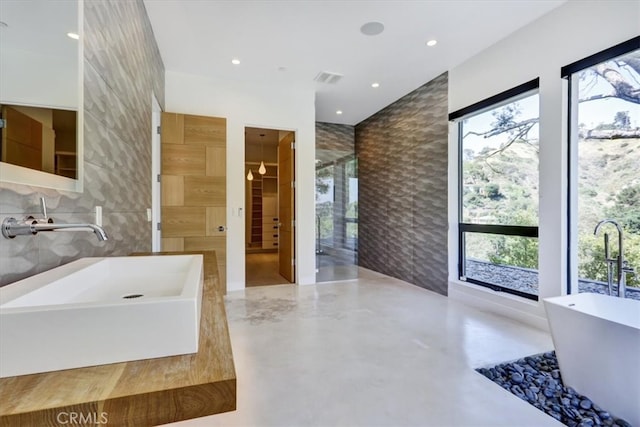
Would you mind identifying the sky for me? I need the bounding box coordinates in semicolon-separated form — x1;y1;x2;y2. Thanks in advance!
579;52;640;128
579;96;639;129
462;94;539;152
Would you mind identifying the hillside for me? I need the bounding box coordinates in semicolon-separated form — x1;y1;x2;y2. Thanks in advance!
462;136;640;287
577;138;640;231
462;140;539;226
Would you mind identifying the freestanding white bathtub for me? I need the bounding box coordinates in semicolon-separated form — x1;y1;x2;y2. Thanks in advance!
544;293;640;426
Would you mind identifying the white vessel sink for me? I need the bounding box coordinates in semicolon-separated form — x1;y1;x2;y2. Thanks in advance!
0;255;203;378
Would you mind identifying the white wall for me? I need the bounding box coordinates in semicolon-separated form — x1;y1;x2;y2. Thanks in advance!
448;0;640;330
165;71;316;291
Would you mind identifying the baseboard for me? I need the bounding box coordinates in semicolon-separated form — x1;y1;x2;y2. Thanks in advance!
448;280;550;332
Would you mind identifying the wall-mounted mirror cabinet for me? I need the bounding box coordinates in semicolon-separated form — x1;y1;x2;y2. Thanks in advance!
0;0;83;192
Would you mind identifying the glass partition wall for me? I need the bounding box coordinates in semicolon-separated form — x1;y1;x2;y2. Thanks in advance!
315;124;358;282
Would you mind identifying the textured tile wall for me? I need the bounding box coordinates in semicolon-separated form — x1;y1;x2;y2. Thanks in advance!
356;73;449;295
316;123;355;160
0;0;164;286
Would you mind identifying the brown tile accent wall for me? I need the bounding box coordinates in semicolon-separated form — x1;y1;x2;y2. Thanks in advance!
316;123;355;160
0;0;164;286
356;73;449;295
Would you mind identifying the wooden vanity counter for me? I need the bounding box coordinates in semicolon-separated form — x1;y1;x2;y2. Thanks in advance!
0;251;236;426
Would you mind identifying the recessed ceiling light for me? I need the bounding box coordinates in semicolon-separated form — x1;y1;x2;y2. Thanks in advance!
371;82;380;88
336;110;343;115
426;39;437;47
231;58;240;65
360;21;384;36
67;32;79;40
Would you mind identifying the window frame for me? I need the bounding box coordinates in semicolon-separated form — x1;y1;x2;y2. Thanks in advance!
563;36;640;294
450;78;541;301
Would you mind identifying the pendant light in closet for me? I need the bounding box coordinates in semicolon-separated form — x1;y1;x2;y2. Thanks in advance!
258;133;266;175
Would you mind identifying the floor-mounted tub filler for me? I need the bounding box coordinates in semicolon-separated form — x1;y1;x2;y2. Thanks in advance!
544;293;640;426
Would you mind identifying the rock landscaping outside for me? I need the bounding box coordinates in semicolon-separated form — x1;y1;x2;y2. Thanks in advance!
465;259;640;301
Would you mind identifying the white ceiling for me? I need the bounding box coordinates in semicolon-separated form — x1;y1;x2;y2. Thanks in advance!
0;0;77;57
144;0;565;126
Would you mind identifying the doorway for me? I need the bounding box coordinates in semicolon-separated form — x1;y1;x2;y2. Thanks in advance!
245;127;295;287
315;155;358;282
315;123;358;283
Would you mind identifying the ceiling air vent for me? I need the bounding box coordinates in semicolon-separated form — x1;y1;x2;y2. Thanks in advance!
314;71;343;84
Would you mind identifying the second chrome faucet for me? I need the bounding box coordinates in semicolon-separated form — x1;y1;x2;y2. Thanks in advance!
594;219;635;298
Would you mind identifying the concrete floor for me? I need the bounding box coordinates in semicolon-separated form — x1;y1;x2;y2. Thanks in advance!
316;263;360;283
246;251;360;285
169;268;561;427
316;248;359;283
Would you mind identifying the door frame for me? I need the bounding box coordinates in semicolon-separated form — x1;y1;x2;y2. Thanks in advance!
151;93;162;252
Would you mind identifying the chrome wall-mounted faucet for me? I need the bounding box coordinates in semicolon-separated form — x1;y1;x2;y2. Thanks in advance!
594;219;635;298
1;197;108;241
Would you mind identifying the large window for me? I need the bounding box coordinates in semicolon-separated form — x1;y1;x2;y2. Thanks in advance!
451;80;540;299
564;37;640;299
